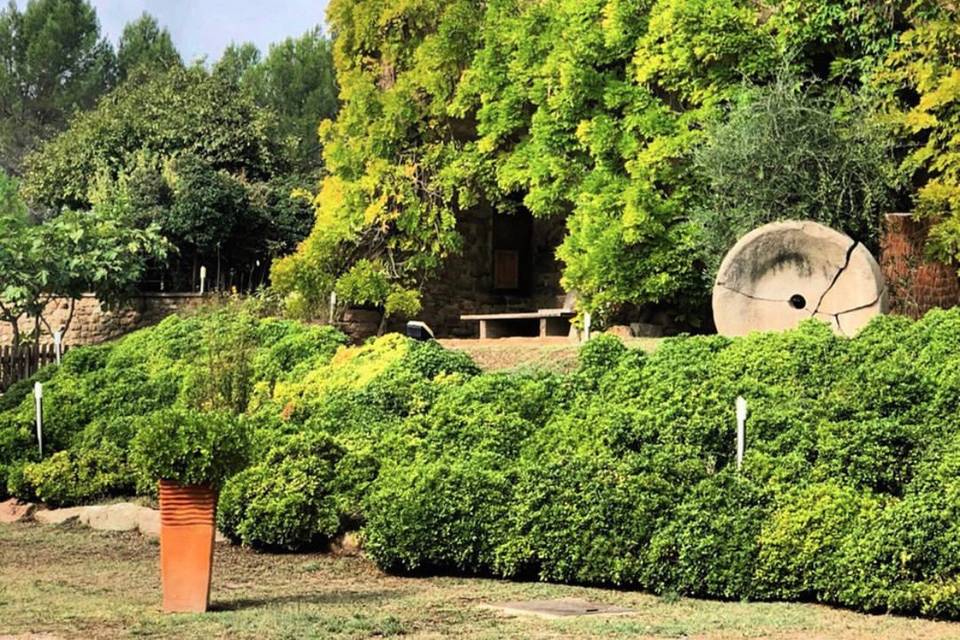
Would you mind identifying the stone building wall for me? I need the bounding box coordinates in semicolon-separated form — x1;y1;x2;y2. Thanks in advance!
380;207;567;338
881;213;960;318
0;293;213;346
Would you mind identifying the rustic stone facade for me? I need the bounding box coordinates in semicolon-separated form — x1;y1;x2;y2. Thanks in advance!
0;293;213;346
380;206;567;338
880;214;960;319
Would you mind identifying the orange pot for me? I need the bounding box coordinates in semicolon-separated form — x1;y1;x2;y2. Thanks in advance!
158;481;218;613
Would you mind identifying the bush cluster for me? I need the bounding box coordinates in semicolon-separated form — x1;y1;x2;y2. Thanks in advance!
5;307;960;619
362;313;960;618
0;304;346;506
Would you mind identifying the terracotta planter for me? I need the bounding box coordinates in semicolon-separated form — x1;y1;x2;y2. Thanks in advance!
158;480;217;613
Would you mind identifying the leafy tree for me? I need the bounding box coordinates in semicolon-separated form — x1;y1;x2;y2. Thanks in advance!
874;4;960;263
0;169;169;356
693;74;899;279
271;0;483;324
23;65;281;210
0;0;115;174
241;27;338;171
21;66;308;292
116;12;181;81
213;41;261;86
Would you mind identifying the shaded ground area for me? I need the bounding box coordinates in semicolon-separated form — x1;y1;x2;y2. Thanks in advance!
439;337;663;372
2;523;959;639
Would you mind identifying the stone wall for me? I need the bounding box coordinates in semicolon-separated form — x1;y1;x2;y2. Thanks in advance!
380;207;567;339
881;213;960;318
0;293;213;346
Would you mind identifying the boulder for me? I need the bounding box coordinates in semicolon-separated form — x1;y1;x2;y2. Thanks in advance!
604;325;633;339
80;503;146;532
34;506;84;525
0;499;35;524
137;508;161;538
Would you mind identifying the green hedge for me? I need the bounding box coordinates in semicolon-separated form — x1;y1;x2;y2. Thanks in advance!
5;306;960;618
361;312;960;617
218;432;344;550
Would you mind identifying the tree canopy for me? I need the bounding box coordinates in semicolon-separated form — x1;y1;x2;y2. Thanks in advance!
241;28;339;172
0;169;169;348
116;12;182;81
21;65;313;291
0;0;115;174
275;0;960;326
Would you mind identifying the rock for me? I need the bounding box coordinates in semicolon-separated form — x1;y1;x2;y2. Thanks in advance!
137;508;161;538
604;325;633;339
331;531;362;556
713;221;887;338
630;322;664;338
80;503;146;532
0;498;35;523
34;506;84;525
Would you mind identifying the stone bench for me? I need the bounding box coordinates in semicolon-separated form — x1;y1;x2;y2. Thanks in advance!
460;309;575;339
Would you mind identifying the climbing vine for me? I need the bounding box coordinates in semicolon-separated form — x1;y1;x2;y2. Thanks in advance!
278;0;953;326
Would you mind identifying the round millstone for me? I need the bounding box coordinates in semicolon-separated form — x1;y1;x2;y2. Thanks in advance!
713;220;887;337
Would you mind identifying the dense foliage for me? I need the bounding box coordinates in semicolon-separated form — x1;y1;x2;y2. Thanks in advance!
228;27;340;173
276;0;958;327
0;0;115;174
693;75;898;277
3;4;337;297
130;408;250;488
5;307;960;618
877;11;960;263
116;13;182;82
0;170;169;351
20;66;312;291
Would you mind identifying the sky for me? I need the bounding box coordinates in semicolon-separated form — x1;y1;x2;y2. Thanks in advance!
17;0;330;63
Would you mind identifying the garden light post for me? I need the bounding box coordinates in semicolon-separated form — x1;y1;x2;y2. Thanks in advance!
34;381;43;457
736;396;747;471
53;329;62;364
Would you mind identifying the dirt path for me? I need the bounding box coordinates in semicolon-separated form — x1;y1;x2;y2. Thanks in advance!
439;337;663;372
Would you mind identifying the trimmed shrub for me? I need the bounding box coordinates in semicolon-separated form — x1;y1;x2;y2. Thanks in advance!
498;444;692;585
217;432;344;550
644;471;769;599
364;459;514;574
21;441;132;507
130;408;250;488
755;482;883;601
6;304;960;621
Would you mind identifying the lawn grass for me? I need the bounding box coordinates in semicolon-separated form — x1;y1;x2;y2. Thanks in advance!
2;523;959;639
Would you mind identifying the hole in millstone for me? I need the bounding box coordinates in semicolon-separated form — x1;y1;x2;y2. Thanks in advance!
789;294;807;310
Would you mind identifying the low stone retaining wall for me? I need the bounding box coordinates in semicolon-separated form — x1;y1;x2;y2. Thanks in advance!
0;293;213;347
0;497;361;553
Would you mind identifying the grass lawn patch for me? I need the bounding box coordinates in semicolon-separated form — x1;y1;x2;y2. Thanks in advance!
2;523;959;640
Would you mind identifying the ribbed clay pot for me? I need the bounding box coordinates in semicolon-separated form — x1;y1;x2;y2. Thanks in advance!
158;481;217;613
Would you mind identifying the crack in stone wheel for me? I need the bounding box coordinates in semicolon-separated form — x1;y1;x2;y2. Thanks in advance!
712;220;888;337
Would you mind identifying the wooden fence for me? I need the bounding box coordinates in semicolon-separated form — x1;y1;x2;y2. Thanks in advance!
0;344;67;393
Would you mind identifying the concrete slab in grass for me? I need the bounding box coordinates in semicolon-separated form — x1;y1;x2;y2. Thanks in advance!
481;597;634;620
